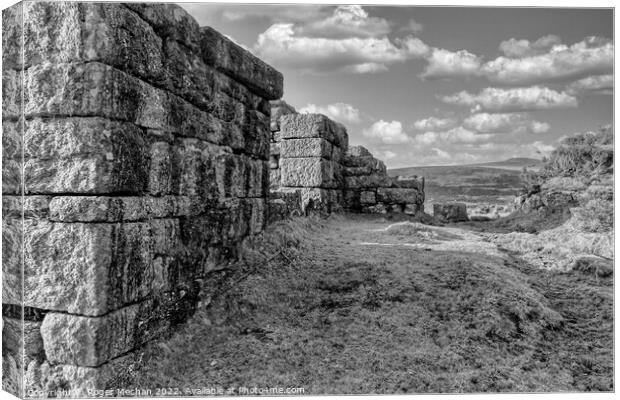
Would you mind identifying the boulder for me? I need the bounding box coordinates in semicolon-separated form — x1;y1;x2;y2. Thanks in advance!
433;203;468;222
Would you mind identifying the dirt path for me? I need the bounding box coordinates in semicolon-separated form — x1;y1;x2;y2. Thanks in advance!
128;214;613;394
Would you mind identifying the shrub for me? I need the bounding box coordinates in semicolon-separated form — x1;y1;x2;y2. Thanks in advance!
540;127;614;180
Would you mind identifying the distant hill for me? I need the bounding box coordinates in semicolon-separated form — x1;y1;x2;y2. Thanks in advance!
389;158;543;176
387;161;529;213
469;157;544;171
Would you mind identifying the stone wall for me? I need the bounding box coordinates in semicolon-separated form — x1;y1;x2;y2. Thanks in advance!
276;113;348;212
2;2;281;396
343;146;425;214
267;104;425;216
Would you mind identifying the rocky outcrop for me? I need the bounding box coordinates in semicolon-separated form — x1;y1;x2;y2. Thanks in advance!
2;2;281;396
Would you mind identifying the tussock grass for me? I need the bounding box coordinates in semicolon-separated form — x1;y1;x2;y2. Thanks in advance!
126;216;612;393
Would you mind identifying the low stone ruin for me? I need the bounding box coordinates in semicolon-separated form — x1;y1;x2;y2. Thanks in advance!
344;146;425;214
267;101;425;216
433;203;469;222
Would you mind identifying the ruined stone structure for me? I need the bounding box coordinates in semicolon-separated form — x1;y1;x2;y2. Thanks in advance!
2;2;281;396
343;146;425;214
2;2;425;397
267;102;424;216
433;203;469;222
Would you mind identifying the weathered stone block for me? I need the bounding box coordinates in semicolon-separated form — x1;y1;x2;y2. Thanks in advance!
2;119;21;161
433;203;468;222
2;69;22;117
299;188;342;213
200;26;283;100
280;138;333;159
148;142;173;195
21;117;148;194
48;196;192;222
347;145;372;158
214;152;247;198
13;2;165;82
404;203;419;215
343;189;361;209
2;159;21;194
395;176;425;192
174;139;220;199
280;157;340;188
41;301;169;367
2;218;22;306
280;114;348;149
20;61;158;123
4;220;180;315
2;3;23;70
124;3;201;51
377;188;422;204
2;195;51;219
360;190;376;205
32;351;141;396
345;174;392;189
343;154;386;172
345;166;373;176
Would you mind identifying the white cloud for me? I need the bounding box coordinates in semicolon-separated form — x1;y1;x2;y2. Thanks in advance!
432;147;451;159
413;116;457;131
421;48;482;80
499;35;562;58
222;5;329;23
414;131;439;145
412;35;612;85
255;24;428;74
529;121;551;134
363;120;411;144
299;102;362;124
464;113;550;134
439;126;493;143
441;86;578;112
401;18;424;33
532;141;556;156
566;74;613;95
376;150;397;160
414;126;493;145
296;5;391;39
483;36;613;85
179;4;330;27
253;6;429;74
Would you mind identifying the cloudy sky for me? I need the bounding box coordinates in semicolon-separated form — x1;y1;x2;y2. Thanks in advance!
180;3;613;168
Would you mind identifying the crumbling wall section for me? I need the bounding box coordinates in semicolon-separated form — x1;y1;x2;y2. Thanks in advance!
344;145;425;214
2;2;281;396
267;106;425;216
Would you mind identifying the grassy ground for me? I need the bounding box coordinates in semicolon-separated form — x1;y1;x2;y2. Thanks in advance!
126;214;613;394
